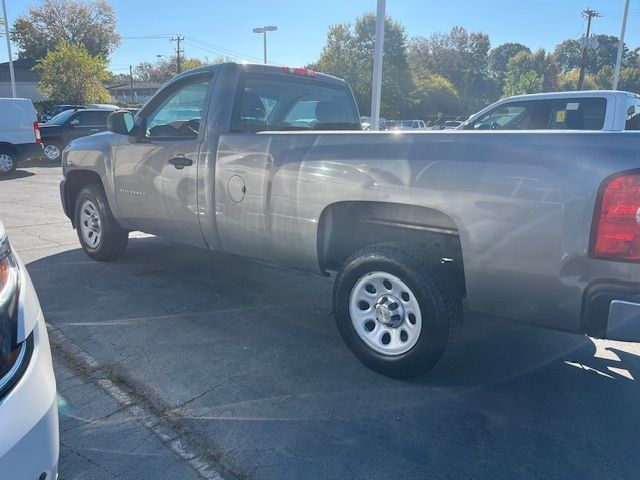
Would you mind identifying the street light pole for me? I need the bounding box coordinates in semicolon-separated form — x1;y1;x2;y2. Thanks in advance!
613;0;631;90
1;0;16;98
370;0;386;130
253;26;277;64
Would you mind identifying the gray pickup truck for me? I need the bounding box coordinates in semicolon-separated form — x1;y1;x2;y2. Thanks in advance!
60;63;640;378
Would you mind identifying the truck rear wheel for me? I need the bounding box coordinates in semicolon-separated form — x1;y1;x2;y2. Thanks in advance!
333;243;462;378
75;184;128;261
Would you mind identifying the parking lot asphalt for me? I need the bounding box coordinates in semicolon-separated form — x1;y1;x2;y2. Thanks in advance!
3;164;640;479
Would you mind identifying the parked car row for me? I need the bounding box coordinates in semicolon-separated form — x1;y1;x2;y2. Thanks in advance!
40;109;115;161
39;103;120;123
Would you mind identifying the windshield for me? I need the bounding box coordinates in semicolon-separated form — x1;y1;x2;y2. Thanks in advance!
45;109;76;125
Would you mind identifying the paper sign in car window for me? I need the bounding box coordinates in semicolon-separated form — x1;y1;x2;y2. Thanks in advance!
556;110;566;123
566;102;580;110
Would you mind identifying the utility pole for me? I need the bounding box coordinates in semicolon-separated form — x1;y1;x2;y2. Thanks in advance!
613;0;631;90
129;65;134;104
1;0;16;98
578;9;599;90
170;35;184;73
370;0;386;131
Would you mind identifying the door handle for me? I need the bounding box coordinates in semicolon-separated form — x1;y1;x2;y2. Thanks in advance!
90;128;100;132
169;156;193;169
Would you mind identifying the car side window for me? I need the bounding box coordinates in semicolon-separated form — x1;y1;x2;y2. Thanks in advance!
74;111;110;126
144;77;211;139
473;102;532;130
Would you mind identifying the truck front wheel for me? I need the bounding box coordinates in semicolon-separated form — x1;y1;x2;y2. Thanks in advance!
333;243;462;378
75;184;128;261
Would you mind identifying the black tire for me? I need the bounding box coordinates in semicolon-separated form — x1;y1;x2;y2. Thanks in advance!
43;142;63;162
0;149;17;176
74;184;128;261
333;243;462;378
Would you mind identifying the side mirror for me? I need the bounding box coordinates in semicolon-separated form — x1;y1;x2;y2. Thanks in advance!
108;111;135;135
70;119;80;126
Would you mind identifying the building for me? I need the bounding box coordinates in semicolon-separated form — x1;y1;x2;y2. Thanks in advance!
0;58;44;100
108;81;160;105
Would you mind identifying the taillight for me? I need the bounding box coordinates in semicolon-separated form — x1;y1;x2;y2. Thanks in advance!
282;66;317;77
33;121;42;144
591;173;640;261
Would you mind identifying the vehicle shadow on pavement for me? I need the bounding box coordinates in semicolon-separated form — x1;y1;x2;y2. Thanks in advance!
0;170;35;181
27;237;640;480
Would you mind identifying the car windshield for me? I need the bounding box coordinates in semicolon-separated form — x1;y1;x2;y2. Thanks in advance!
46;109;76;125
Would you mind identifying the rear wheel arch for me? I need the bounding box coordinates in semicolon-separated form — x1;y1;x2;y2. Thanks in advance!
0;142;18;155
317;201;466;294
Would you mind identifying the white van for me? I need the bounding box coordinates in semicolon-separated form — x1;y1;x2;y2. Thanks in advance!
0;98;43;175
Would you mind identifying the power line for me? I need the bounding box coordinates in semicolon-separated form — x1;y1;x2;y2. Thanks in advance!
187;36;267;63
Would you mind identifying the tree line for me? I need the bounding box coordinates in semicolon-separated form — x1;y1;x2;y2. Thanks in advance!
6;1;640;113
309;14;640;119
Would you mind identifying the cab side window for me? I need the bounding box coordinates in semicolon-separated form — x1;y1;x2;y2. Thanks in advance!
627;101;640;131
144;77;211;139
544;98;606;130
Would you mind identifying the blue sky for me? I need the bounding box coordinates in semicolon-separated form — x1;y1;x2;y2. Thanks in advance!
1;0;639;74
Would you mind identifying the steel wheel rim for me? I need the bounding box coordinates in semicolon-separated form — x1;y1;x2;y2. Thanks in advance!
0;153;14;172
79;200;102;249
349;271;423;356
44;144;60;160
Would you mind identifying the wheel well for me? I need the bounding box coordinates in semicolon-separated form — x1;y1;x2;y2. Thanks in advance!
318;201;466;292
63;170;103;225
0;142;17;155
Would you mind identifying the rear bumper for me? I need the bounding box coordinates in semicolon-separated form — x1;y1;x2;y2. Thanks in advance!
583;282;640;342
14;142;44;162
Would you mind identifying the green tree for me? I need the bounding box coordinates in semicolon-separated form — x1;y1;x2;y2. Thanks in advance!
556;68;597;90
313;14;413;117
488;42;531;90
36;42;110;103
408;26;492;111
553;35;636;75
594;64;640;92
503;50;555;96
409;66;461;117
503;70;543;96
11;0;119;60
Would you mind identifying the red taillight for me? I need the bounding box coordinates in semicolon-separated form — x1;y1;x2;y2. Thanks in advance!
592;173;640;260
33;121;42;144
282;66;317;77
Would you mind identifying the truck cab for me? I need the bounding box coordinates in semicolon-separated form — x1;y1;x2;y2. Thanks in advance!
463;90;640;131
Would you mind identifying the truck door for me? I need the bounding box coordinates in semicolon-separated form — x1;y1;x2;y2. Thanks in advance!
113;73;213;246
